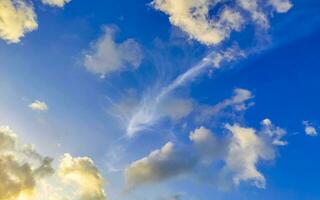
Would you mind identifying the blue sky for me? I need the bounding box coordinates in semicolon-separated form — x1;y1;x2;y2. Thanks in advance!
0;0;320;200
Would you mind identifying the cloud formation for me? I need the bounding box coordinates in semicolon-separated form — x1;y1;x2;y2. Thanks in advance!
152;0;293;45
125;142;197;190
224;124;275;188
84;26;143;78
125;47;246;137
125;119;287;190
59;154;107;200
201;88;254;120
0;0;38;43
0;126;107;200
41;0;72;7
0;126;54;200
29;100;48;111
303;121;318;137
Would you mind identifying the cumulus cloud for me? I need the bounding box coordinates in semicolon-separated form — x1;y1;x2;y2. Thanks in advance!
0;126;54;200
84;26;143;78
41;0;72;7
303;121;318;137
29;100;48;111
0;126;107;200
126;119;287;190
152;0;293;45
152;0;244;45
224;124;275;188
0;0;38;43
59;154;107;200
124;142;197;190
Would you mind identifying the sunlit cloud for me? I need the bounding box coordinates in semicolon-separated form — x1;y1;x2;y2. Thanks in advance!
152;0;293;45
0;126;107;200
29;100;48;112
0;0;38;43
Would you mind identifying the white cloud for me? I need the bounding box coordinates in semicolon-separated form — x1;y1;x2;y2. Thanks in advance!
269;0;293;13
29;100;48;111
125;119;287;190
125;47;247;137
124;142;197;190
152;0;293;45
200;88;254;120
41;0;72;7
261;118;287;146
303;121;318;137
84;26;143;78
224;124;275;188
0;0;38;43
59;154;107;200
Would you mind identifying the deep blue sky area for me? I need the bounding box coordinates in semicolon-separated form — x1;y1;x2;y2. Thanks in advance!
0;0;319;200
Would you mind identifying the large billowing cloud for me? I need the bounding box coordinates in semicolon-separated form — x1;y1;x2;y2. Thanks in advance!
59;154;107;200
0;126;54;200
125;119;287;190
0;126;107;200
41;0;72;7
84;26;143;78
152;0;292;45
0;0;38;43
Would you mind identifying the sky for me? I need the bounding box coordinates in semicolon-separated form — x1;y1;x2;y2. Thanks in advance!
0;0;320;200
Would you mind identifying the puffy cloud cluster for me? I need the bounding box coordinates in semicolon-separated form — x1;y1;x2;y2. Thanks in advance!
0;0;38;43
152;0;293;45
0;126;54;200
41;0;72;7
0;0;72;43
84;26;143;78
29;100;48;111
125;119;287;190
59;154;107;200
0;126;107;200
